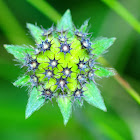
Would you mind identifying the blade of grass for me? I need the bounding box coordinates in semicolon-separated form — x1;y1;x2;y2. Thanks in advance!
0;0;33;45
23;0;140;104
102;0;140;34
27;0;61;24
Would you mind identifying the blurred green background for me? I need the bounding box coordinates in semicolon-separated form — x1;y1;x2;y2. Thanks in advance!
0;0;140;140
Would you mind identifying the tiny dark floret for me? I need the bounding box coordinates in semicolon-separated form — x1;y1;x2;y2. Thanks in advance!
59;42;72;56
48;57;59;69
77;74;86;85
42;69;54;81
87;69;95;83
30;75;39;87
73;87;85;101
81;38;92;51
61;66;72;77
25;58;40;72
41;88;54;101
77;59;88;72
42;25;54;36
41;39;52;53
58;31;68;42
74;29;87;38
55;77;69;92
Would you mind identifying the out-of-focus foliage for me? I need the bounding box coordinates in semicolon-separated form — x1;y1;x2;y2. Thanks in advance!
0;0;140;140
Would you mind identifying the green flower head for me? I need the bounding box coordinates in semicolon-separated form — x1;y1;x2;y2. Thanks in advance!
4;10;115;125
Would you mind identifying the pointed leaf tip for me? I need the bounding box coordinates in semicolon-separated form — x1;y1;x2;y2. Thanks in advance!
66;9;70;14
13;75;30;87
79;18;90;33
25;87;45;119
27;23;43;44
57;9;73;35
4;44;34;62
95;66;116;77
91;37;116;58
84;81;107;111
57;96;72;125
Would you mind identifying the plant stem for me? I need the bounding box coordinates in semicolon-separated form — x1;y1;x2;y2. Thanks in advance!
102;0;140;34
27;0;61;24
98;57;140;104
0;0;33;45
114;74;140;104
26;0;140;104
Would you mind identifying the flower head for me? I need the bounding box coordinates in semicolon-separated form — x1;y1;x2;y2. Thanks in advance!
4;10;115;125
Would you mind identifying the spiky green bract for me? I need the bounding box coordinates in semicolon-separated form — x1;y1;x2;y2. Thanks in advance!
57;9;73;32
91;37;116;58
27;23;43;44
79;19;90;33
57;96;72;125
25;87;45;119
4;45;34;63
95;66;116;77
84;81;107;111
4;9;116;125
13;75;30;87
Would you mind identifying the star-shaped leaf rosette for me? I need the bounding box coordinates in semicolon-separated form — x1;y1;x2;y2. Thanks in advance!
4;10;116;125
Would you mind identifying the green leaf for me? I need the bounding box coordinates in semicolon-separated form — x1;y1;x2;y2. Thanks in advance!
57;96;72;125
27;23;43;44
79;19;90;33
91;38;116;57
4;45;34;62
57;9;73;35
84;81;106;111
13;75;30;87
95;66;116;77
25;87;45;119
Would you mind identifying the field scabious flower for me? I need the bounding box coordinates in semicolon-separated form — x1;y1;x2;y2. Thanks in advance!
4;10;115;125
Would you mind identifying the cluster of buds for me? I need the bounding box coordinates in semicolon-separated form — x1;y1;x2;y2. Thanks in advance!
4;10;115;124
22;25;97;103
